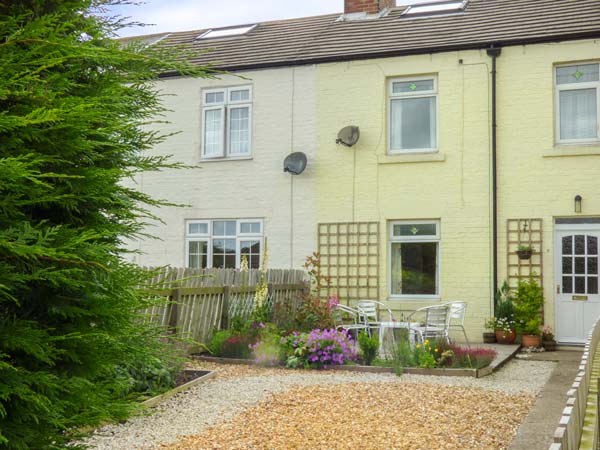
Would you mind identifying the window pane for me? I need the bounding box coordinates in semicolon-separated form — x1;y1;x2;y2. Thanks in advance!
213;254;224;268
589;277;598;295
563;276;573;294
230;89;250;102
225;255;236;268
213;221;236;236
188;223;208;235
390;242;437;295
205;91;225;104
575;257;586;274
188;241;207;269
240;240;260;254
390;97;436;150
559;89;597;140
563;236;573;255
392;79;434;93
241;222;261;233
562;257;572;274
589;257;598;275
588;236;598;255
393;223;437;237
229;107;250;154
556;64;599;84
204;108;223;156
213;239;235;254
575;235;586;255
240;240;260;269
575;276;586;294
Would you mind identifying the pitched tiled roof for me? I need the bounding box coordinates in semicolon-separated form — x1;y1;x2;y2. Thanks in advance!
134;0;600;72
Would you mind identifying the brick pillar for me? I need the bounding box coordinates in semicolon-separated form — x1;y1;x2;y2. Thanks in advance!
344;0;395;14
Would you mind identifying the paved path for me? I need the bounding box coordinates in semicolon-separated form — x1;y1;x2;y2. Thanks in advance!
509;350;582;450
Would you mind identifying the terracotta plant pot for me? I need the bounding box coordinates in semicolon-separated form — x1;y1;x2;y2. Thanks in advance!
495;329;516;344
483;332;497;343
521;334;541;348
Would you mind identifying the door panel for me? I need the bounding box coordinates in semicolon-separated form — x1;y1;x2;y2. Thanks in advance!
555;227;600;344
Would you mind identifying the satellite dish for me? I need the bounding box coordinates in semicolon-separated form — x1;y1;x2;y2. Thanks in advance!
336;126;360;147
283;152;307;175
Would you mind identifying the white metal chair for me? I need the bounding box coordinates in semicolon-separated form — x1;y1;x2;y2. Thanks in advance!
356;300;394;333
406;304;451;344
332;304;369;339
445;301;470;347
356;300;408;355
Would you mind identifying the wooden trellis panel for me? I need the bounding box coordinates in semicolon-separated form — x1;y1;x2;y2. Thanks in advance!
317;222;379;304
506;218;543;290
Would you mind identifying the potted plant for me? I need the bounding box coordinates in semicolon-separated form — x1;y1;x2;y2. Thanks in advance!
542;325;557;351
483;318;497;343
494;281;516;344
516;244;534;260
513;278;543;348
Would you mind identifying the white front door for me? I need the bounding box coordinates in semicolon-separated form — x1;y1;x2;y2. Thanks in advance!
555;225;600;344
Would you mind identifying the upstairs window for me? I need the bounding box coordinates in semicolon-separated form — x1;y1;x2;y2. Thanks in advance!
555;63;600;144
388;76;438;153
202;86;252;159
186;219;263;269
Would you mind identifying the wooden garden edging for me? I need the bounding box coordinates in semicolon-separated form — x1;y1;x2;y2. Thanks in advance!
550;317;600;450
141;370;215;408
140;267;308;344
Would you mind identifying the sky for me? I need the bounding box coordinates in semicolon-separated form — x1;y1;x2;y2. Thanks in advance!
107;0;430;37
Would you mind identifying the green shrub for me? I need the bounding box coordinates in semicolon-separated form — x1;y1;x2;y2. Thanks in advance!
117;353;183;398
208;330;233;356
513;278;543;335
0;1;210;447
357;331;379;366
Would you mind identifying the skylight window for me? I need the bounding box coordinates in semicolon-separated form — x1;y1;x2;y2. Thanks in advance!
402;0;467;17
197;24;256;40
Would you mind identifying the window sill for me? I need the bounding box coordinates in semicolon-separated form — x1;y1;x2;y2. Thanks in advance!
387;295;441;302
200;156;253;162
543;144;600;157
378;152;445;165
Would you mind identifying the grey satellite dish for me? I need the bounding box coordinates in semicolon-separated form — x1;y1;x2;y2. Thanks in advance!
283;152;307;175
336;126;360;147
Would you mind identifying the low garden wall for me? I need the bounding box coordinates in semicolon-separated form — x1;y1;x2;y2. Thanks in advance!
550;317;600;450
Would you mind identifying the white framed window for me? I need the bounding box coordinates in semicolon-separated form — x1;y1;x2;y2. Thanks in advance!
185;219;263;269
388;76;438;153
201;86;252;159
389;220;440;299
555;62;600;144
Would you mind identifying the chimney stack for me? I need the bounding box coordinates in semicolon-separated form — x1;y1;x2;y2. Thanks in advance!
344;0;395;14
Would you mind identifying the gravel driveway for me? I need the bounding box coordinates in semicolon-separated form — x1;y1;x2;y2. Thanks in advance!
82;360;555;450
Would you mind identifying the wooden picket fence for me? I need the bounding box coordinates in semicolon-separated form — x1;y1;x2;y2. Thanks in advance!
550;317;600;450
139;267;308;343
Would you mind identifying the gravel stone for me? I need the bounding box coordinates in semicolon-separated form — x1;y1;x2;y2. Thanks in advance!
81;359;555;450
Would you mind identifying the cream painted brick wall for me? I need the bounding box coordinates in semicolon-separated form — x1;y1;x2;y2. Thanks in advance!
316;51;494;341
131;66;317;270
496;39;600;335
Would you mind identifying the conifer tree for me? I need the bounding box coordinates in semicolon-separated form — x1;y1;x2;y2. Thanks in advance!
0;1;208;448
